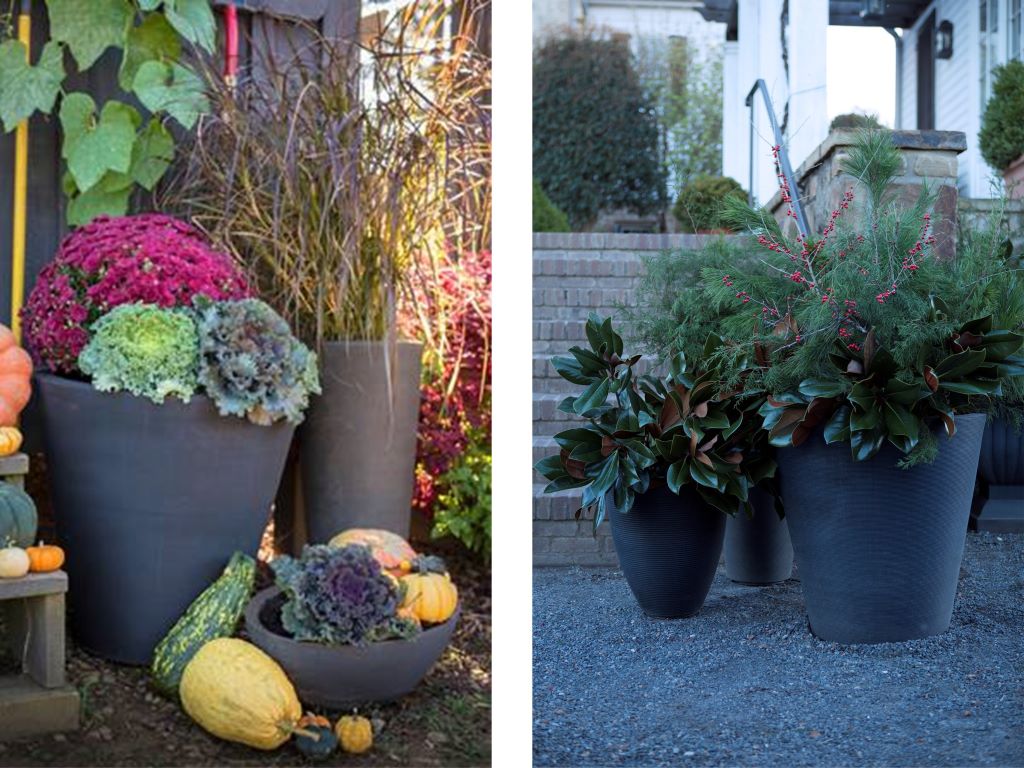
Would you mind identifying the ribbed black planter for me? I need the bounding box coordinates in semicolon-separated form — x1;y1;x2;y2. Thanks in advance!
777;414;985;644
724;488;793;585
608;484;725;618
975;418;1024;533
245;587;458;707
37;373;294;664
301;341;422;544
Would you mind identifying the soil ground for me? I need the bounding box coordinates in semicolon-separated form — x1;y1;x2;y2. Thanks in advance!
0;551;490;767
534;532;1023;767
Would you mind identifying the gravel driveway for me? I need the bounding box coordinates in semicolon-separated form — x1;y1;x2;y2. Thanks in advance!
533;533;1023;767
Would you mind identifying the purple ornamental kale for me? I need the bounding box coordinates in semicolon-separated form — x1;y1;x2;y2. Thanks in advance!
273;544;404;645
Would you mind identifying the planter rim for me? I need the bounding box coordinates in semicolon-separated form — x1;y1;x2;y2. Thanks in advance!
772;412;985;457
35;370;219;407
246;586;459;650
318;339;423;349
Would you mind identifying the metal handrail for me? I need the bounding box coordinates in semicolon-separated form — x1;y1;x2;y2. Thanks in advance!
745;79;810;240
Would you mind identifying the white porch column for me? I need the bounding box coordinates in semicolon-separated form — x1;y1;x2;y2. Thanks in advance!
786;0;829;172
721;40;744;184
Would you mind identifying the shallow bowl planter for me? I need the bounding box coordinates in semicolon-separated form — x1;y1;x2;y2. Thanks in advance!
608;483;725;618
975;417;1024;532
724;487;793;585
777;414;985;644
37;373;294;664
245;587;458;708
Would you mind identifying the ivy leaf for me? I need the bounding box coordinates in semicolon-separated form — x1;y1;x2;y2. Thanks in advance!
133;60;208;129
119;12;182;90
0;41;65;132
61;94;139;192
130;119;174;190
164;0;216;53
66;174;132;226
47;0;133;70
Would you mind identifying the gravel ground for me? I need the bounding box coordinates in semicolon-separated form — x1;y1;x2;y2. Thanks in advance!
533;532;1023;768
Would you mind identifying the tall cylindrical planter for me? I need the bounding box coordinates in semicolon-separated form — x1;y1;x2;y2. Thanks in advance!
608;484;725;619
724;488;793;585
975;418;1024;532
37;373;294;664
777;414;985;644
301;341;422;545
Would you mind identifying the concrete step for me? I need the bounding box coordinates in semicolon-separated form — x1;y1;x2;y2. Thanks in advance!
532;285;639;321
533;392;575;436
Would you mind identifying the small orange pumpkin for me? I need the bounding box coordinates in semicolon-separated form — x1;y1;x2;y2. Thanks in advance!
0;326;31;427
0;426;22;457
26;541;64;573
298;712;331;729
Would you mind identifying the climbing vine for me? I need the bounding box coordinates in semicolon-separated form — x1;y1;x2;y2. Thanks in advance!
0;0;212;225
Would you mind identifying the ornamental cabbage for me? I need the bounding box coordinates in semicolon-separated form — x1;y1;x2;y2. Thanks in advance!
194;298;320;425
273;544;418;646
78;304;199;404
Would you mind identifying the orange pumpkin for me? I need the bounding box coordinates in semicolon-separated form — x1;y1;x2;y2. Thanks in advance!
0;326;31;427
298;712;331;729
26;541;64;573
327;529;416;573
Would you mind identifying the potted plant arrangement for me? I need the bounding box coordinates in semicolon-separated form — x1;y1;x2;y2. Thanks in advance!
167;20;488;544
535;314;777;617
625;239;794;585
244;530;460;708
22;214;320;663
699;131;1024;643
979;59;1024;199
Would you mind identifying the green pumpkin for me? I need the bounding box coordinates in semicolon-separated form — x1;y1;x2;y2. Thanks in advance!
150;551;256;698
294;725;338;761
0;482;36;548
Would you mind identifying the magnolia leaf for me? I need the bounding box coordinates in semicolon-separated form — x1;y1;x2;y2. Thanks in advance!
923;366;939;392
164;0;216;53
66;177;132;226
0;41;65;132
588;452;619;499
130;119;175;190
61;95;139;192
938;379;1002;396
48;0;133;70
573;377;610;415
823;405;851;444
978;330;1024;362
850;427;885;462
139;0;163;8
133;60;208;129
534;454;566;481
882;401;919;439
934;348;986;379
119;11;182;90
798;378;844;398
551;355;589;385
688;459;721;491
666;460;687;494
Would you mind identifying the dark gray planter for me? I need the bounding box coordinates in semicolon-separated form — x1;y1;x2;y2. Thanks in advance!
245;587;458;708
724;488;793;585
608;484;725;618
975;418;1024;533
37;373;294;665
301;341;422;544
777;414;985;644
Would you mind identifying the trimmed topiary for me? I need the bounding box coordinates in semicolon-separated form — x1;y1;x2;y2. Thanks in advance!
979;59;1024;171
672;175;745;233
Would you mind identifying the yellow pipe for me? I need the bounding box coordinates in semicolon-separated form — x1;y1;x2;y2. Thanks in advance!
10;8;30;342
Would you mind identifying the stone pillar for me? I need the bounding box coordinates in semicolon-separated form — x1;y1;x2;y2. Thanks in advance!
768;129;967;261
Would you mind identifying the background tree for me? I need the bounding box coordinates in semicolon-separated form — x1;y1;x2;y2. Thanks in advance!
635;35;723;204
533;31;664;230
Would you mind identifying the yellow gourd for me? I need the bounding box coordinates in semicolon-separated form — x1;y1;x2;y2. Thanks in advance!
335;714;373;754
0;546;29;578
0;427;21;457
399;556;458;624
180;638;302;750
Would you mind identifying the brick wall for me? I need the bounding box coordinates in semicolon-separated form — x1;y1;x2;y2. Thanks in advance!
532;232;728;566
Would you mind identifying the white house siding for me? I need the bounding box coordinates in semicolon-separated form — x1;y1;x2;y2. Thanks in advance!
533;0;582;39
583;0;725;59
899;0;1004;197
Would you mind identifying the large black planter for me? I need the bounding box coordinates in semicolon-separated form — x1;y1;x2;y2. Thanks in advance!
37;373;294;664
724;488;793;585
245;587;458;708
608;484;725;618
301;341;422;544
975;418;1024;533
777;414;985;644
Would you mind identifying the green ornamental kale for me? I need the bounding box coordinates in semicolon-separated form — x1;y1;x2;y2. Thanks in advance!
78;303;198;403
194;297;321;425
272;544;419;646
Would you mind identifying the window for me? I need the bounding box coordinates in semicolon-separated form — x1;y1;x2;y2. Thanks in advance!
980;0;1001;111
1011;0;1022;59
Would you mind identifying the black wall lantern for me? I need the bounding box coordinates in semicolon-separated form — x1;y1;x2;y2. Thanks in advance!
861;0;886;18
936;20;954;59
